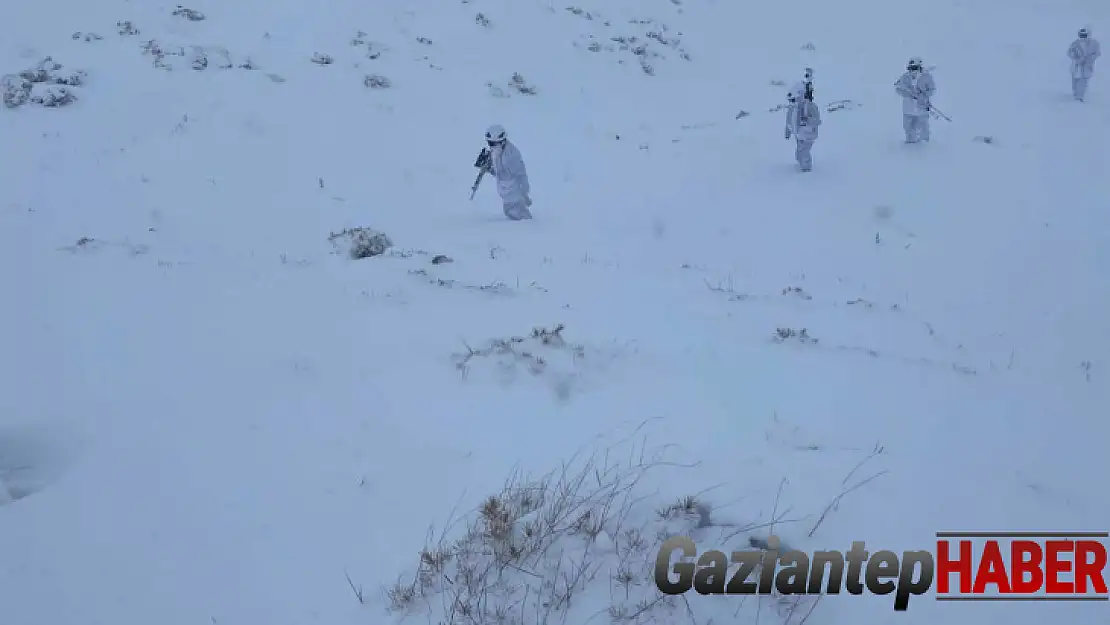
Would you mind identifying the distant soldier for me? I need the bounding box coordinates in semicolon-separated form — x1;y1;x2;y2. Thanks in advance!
894;57;936;143
1067;27;1101;101
478;124;532;220
784;87;822;172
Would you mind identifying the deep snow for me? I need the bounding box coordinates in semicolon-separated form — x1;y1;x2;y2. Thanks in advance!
1;0;1108;623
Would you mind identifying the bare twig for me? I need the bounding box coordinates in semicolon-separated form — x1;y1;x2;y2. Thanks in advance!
797;594;823;624
721;514;806;543
344;570;364;604
841;442;884;486
808;470;889;538
767;477;788;537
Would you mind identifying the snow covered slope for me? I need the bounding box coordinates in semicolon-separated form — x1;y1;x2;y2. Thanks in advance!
1;0;1107;623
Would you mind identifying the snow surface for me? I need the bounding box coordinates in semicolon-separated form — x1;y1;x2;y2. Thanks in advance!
1;0;1108;623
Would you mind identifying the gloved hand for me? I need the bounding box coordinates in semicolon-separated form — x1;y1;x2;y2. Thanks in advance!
784;128;791;139
525;196;532;207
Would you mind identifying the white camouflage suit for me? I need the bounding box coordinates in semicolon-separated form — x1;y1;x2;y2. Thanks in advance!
1068;29;1101;101
485;126;532;220
894;63;936;142
784;91;821;171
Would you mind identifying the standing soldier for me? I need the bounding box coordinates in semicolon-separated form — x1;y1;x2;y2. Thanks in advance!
784;87;822;172
1067;27;1101;102
894;57;936;143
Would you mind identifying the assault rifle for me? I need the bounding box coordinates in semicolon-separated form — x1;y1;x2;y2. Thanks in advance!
469;147;492;200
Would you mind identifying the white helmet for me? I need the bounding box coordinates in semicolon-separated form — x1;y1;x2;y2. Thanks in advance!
1079;27;1089;38
907;56;923;70
485;124;506;143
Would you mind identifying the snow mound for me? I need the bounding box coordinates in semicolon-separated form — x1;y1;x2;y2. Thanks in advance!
0;423;80;506
387;434;819;625
452;324;621;401
2;56;83;108
328;227;394;259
